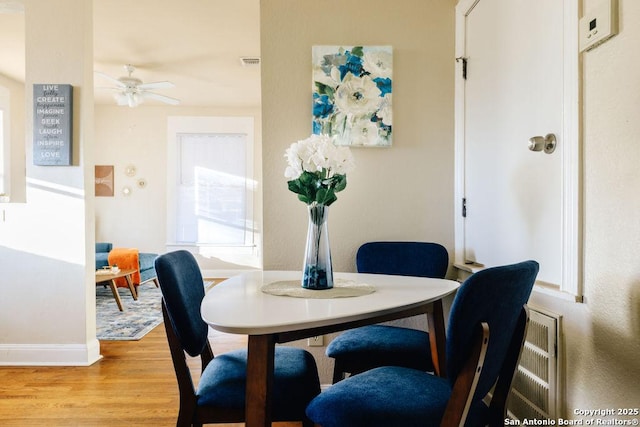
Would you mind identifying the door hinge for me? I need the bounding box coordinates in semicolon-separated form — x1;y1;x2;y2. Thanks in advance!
462;197;467;218
456;57;468;80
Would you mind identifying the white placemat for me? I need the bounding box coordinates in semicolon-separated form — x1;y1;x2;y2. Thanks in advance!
261;279;376;299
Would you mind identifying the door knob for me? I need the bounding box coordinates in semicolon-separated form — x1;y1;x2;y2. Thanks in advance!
528;133;557;154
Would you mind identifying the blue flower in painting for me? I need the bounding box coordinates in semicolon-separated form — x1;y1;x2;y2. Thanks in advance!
379;123;392;137
374;77;392;96
313;120;322;135
312;46;393;146
313;93;334;118
339;52;363;80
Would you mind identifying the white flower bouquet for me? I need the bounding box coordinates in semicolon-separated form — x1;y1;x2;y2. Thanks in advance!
284;134;355;206
284;134;355;289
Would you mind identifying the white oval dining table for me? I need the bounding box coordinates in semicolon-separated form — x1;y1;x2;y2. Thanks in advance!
200;270;460;427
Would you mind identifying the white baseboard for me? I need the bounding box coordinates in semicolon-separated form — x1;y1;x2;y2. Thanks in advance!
0;339;102;366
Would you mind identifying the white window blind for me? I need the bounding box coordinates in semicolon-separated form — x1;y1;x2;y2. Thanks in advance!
0;109;5;196
175;133;251;246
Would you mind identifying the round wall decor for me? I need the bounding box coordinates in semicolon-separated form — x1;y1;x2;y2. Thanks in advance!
125;165;137;177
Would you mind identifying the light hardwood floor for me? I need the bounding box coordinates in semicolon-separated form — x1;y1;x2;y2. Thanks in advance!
0;324;303;427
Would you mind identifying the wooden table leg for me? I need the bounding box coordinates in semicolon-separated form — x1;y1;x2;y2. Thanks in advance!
107;280;124;311
246;334;275;427
125;274;138;300
427;299;447;377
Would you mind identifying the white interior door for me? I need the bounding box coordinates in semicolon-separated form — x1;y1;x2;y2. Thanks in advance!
461;0;565;286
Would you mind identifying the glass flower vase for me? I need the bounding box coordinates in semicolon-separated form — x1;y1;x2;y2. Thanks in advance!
302;204;334;290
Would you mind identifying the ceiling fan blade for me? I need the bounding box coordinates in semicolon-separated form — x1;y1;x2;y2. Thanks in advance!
94;71;126;88
138;81;175;90
96;86;125;92
141;91;180;105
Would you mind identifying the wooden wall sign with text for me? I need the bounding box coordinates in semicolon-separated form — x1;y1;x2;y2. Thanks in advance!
33;84;73;166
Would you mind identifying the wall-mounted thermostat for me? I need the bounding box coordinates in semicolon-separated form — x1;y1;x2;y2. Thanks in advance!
579;0;619;52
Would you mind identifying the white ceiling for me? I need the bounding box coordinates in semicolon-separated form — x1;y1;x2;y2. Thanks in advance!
0;0;261;108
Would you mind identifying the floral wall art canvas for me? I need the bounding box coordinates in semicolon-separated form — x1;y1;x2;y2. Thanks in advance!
312;45;392;147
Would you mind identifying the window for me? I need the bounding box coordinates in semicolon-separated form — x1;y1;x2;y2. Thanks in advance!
167;117;256;249
0;109;4;194
0;86;8;198
176;133;250;245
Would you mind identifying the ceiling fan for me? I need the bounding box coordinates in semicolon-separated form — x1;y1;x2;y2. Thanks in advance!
95;64;180;107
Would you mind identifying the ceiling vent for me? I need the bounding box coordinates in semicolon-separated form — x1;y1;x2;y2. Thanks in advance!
0;0;24;13
240;57;261;67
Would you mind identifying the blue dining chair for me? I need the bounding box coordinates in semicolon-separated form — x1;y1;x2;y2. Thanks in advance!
326;241;449;382
307;260;539;427
155;250;320;427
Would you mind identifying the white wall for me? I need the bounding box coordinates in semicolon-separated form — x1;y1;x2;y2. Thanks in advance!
0;0;98;365
260;0;456;383
527;0;640;412
0;73;25;202
94;104;263;272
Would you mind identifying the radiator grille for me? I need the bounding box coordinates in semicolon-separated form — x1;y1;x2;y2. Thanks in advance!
507;307;560;421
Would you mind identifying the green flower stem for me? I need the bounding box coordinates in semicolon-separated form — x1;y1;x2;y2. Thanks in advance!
303;203;333;289
310;204;326;268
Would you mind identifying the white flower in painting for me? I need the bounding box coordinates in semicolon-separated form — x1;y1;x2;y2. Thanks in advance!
334;73;382;117
378;93;393;126
313;65;341;91
330;66;341;84
363;48;393;79
351;118;381;146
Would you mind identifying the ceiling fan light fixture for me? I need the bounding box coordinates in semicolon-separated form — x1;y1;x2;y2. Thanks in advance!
127;92;139;108
113;91;141;108
97;64;179;107
114;92;129;106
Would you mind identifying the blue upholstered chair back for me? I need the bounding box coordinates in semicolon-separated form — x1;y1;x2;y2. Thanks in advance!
356;241;449;278
95;242;113;253
154;250;209;357
446;260;539;401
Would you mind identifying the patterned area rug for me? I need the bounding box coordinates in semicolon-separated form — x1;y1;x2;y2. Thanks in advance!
96;281;163;341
